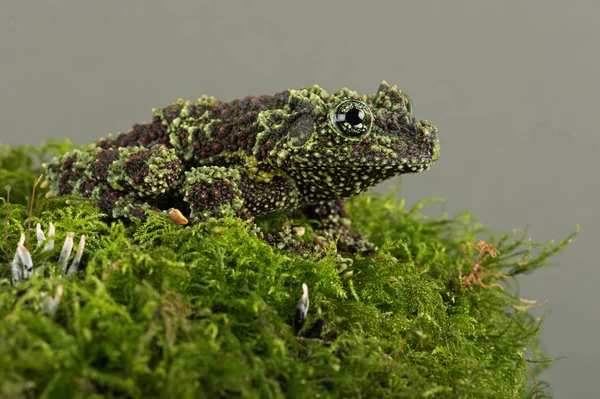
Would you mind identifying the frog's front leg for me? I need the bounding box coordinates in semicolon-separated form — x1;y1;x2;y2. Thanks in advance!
182;167;247;220
182;166;301;220
301;200;377;255
182;166;318;252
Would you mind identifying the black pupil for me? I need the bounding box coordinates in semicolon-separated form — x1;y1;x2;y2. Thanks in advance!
345;108;364;126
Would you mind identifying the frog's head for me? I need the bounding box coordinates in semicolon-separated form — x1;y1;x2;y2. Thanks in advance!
257;81;439;201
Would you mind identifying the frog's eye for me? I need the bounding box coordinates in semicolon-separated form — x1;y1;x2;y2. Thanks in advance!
330;100;373;139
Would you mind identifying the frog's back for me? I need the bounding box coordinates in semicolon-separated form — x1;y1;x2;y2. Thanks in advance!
45;91;290;197
94;93;287;164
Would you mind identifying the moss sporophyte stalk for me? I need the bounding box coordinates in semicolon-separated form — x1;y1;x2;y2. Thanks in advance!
0;84;573;397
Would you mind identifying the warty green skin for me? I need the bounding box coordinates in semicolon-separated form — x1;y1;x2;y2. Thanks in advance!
45;81;439;253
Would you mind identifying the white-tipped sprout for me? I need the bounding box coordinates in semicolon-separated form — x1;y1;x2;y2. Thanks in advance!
10;262;23;286
294;283;310;335
45;222;55;251
17;243;34;279
58;232;75;274
12;233;25;265
36;223;45;248
9;224;85;320
40;285;63;318
67;234;86;275
10;223;86;296
10;234;26;285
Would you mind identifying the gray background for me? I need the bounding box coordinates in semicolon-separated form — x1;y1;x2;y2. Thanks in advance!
1;1;597;396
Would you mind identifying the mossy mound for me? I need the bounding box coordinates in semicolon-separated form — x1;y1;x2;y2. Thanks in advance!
0;141;573;398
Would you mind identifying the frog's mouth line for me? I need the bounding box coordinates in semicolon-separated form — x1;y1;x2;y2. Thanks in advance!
284;152;437;168
293;160;436;173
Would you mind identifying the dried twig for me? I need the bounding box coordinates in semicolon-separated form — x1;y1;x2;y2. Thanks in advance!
26;175;43;248
4;185;10;264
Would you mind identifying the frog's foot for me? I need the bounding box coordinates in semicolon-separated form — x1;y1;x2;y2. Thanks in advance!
261;222;314;253
301;200;377;255
316;227;376;255
45;145;183;222
260;223;356;276
10;222;86;285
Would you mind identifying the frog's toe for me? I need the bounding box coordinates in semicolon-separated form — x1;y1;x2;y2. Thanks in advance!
334;231;377;255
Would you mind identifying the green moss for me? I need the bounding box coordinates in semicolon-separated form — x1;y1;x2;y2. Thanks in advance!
0;141;575;398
